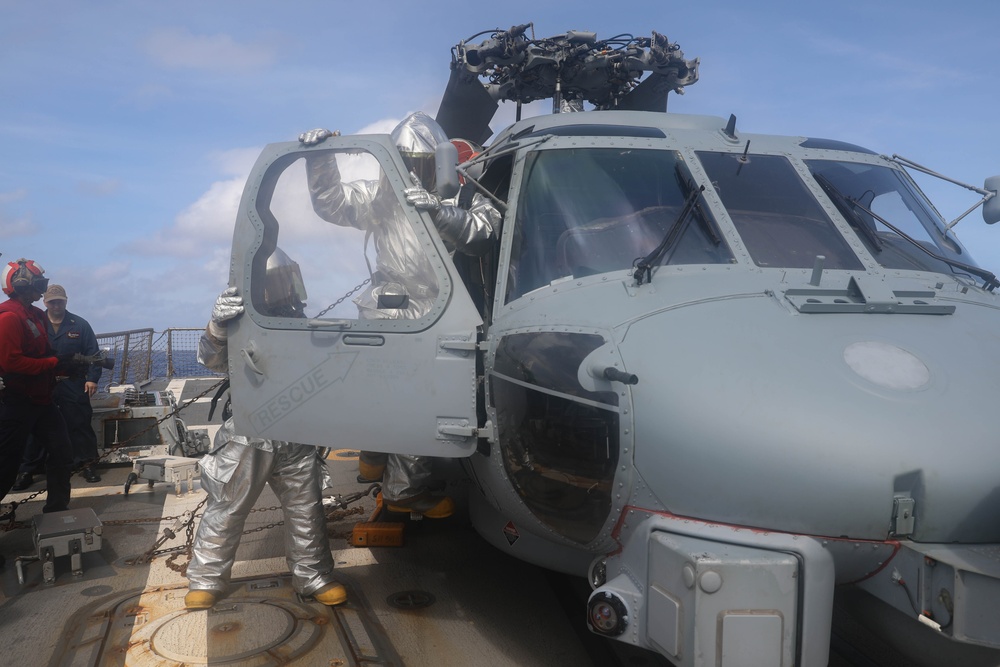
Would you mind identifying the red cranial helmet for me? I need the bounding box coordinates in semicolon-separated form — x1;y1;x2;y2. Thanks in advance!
1;258;49;296
450;138;482;185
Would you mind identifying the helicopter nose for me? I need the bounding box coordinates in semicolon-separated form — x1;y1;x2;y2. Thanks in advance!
617;295;1000;543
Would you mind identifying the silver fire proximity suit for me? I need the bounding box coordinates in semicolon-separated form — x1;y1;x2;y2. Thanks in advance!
187;284;340;599
302;111;500;506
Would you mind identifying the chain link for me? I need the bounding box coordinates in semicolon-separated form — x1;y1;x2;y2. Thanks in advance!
313;278;371;319
5;375;376;569
101;514;187;526
1;377;228;533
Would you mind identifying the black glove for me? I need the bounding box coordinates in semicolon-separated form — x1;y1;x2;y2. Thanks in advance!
72;352;115;370
54;353;78;375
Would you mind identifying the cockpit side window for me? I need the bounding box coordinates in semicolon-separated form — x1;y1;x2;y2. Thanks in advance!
492;331;619;544
806;159;979;277
506;148;734;302
697;151;864;270
249;149;444;328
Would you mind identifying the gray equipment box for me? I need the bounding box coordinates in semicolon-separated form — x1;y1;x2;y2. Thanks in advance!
31;508;103;583
130;455;200;495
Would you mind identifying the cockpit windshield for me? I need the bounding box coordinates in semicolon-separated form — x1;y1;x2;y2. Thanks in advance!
697;152;864;270
506;148;733;302
806;159;981;279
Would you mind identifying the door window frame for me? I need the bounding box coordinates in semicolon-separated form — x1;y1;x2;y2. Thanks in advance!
235;137;463;334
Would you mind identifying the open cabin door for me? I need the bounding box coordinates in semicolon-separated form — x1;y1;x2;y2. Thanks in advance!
226;137;482;457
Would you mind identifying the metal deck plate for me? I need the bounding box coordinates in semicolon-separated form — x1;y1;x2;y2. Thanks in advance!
53;576;400;666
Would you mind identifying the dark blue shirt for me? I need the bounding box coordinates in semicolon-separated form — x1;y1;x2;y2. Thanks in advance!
47;309;101;401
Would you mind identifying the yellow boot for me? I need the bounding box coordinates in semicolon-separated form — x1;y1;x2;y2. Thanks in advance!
357;459;386;483
184;589;219;609
313;582;347;606
387;494;455;519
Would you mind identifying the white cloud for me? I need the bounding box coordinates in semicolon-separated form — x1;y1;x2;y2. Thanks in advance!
358;118;401;135
128;83;173;109
144;28;278;72
212;147;262;176
803;33;971;92
63;256;229;333
175;178;244;238
0;191;36;239
0;188;28;204
0;215;37;240
128;177;244;257
126;147;259;258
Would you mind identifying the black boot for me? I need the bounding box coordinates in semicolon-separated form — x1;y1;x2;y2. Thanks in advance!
11;473;32;491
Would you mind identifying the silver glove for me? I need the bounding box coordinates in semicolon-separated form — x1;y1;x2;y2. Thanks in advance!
212;286;244;324
404;186;441;212
208;286;243;340
299;128;340;145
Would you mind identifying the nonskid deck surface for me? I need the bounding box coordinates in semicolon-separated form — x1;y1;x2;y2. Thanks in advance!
0;378;604;667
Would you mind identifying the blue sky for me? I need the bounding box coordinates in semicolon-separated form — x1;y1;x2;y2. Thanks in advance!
2;0;999;333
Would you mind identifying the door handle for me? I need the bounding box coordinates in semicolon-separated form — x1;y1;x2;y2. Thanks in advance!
240;343;264;376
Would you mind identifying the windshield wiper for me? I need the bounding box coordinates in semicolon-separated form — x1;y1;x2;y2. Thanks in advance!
847;196;999;291
816;172;997;289
677;165;721;248
814;173;883;252
633;180;705;285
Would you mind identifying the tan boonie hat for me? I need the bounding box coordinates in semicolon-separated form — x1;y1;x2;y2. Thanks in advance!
43;284;68;303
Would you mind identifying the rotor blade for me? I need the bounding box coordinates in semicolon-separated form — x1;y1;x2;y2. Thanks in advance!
617;72;672;112
436;66;498;144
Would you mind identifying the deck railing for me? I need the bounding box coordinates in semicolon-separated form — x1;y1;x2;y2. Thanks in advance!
94;327;223;392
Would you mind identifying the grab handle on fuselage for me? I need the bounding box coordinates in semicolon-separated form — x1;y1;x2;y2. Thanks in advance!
240;344;264;376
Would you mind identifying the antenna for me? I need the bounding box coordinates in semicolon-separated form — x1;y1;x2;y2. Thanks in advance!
724;114;737;139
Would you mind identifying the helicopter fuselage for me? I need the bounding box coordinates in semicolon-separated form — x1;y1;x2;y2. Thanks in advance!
226;109;1000;667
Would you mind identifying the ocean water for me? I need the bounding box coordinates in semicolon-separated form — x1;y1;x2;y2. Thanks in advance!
96;346;223;392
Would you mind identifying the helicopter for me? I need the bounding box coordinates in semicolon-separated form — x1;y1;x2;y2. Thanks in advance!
222;24;1000;667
